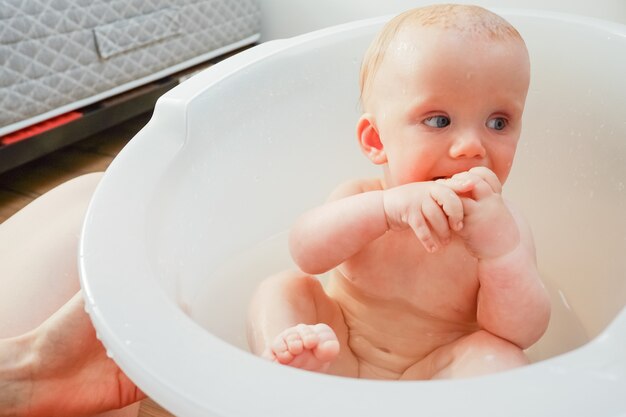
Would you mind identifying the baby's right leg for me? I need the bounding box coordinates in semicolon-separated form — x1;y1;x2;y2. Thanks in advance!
247;270;358;376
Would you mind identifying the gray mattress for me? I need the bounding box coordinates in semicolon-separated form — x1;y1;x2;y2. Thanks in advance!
0;0;261;136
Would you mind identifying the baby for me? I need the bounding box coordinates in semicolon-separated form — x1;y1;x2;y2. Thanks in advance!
247;4;551;380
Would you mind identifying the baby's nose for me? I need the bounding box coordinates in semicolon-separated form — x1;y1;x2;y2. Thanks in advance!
449;134;486;159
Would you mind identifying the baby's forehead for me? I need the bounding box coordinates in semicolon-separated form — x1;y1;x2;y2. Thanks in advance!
382;24;528;71
399;6;522;37
391;22;519;47
360;6;527;110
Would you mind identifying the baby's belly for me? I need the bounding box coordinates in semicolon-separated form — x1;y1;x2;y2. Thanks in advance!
327;275;479;379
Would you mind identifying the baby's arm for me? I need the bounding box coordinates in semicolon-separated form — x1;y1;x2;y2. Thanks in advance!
289;179;469;274
474;205;551;349
441;168;551;349
289;180;388;274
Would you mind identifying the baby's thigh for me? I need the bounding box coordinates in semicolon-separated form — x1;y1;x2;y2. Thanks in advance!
403;330;529;380
248;270;358;375
248;270;351;346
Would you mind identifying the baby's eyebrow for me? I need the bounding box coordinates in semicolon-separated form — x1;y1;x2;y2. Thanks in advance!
404;97;443;117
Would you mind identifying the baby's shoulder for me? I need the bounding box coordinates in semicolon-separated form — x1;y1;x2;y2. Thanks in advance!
327;178;383;201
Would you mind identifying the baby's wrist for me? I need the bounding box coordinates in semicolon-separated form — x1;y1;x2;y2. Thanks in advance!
380;187;410;232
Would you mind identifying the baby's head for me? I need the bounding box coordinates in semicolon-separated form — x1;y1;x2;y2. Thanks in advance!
356;4;531;187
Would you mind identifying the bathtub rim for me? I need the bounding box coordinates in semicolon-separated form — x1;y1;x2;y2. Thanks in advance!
79;9;626;417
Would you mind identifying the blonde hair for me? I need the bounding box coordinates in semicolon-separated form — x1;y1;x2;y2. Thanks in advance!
359;4;525;108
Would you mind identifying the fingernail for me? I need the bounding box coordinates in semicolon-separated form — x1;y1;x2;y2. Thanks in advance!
456;221;464;230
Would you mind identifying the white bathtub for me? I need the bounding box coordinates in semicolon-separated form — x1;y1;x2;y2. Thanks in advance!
80;9;626;417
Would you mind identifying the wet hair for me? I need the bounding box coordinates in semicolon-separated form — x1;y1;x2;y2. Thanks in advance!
359;4;525;108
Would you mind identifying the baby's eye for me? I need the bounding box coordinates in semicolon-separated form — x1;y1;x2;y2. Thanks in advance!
424;115;451;128
487;117;507;131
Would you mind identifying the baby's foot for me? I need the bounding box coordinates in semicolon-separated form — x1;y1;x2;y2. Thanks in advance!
269;323;340;372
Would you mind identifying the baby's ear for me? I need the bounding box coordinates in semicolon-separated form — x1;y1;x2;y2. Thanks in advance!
356;114;387;165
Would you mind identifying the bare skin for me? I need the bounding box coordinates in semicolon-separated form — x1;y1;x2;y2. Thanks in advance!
0;173;144;416
248;8;551;380
0;292;145;417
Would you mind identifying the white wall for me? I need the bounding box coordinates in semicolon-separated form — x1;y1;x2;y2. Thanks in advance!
259;0;626;41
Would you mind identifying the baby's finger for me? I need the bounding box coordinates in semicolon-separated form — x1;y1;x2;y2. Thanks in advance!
430;185;464;231
422;196;452;244
435;176;475;194
467;167;502;194
450;171;493;200
408;210;440;253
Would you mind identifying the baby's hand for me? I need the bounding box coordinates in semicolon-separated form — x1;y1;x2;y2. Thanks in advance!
437;167;520;259
382;179;474;253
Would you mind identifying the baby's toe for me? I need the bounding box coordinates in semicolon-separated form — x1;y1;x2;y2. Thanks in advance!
271;337;294;364
285;332;304;355
295;324;319;349
312;323;340;361
314;340;340;362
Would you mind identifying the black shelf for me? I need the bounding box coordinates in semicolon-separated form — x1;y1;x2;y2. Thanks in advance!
0;77;177;175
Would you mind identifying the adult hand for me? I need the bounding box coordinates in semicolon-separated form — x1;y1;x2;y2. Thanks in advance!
0;291;145;417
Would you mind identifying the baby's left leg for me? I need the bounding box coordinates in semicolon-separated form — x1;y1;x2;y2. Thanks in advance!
401;330;529;380
247;270;358;376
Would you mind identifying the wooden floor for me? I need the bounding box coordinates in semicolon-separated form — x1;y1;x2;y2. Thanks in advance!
0;112;175;417
0;112;148;222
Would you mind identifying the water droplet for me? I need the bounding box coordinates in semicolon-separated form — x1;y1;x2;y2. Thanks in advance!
558;290;572;310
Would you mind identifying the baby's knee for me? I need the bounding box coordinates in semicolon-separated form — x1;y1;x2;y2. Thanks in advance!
259;270;320;293
434;330;529;379
459;330;529;368
251;270;328;307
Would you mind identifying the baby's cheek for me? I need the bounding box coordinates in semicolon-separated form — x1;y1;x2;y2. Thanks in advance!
394;163;431;185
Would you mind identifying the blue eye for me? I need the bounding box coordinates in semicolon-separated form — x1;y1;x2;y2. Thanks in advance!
424;115;450;128
487;117;507;130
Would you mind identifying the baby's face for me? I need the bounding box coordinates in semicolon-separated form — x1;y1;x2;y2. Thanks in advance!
367;26;530;187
